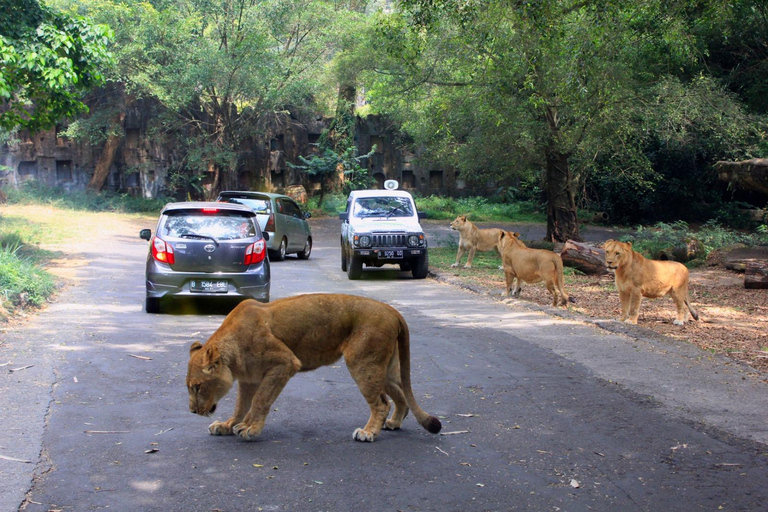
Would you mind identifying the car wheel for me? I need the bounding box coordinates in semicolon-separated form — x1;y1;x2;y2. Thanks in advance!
298;238;312;260
145;296;161;313
341;241;348;271
347;253;363;280
271;237;287;261
411;252;429;279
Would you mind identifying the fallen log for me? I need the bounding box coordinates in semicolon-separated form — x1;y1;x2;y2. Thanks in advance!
745;261;768;289
560;240;609;275
715;158;768;195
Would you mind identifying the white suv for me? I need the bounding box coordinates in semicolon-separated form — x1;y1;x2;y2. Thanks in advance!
339;187;429;280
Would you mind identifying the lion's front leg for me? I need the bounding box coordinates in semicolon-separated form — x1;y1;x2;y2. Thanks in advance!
464;247;477;268
233;360;299;441
209;381;259;436
618;289;630;321
451;246;466;268
626;290;642;324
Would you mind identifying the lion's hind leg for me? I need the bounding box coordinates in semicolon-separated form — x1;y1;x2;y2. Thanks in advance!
383;354;409;431
345;341;392;442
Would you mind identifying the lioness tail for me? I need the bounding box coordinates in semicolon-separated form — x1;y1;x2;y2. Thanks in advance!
685;298;699;321
397;315;442;434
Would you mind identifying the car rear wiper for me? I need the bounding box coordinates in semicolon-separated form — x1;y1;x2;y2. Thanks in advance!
179;233;219;246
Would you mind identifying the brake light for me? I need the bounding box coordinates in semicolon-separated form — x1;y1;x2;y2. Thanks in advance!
244;239;266;265
265;213;275;232
151;237;175;264
202;208;218;214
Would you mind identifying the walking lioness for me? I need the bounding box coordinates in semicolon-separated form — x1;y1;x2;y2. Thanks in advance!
497;231;570;306
186;293;442;442
603;239;698;325
450;215;503;268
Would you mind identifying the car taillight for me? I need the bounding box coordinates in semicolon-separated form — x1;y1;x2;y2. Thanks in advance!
202;208;218;214
151;237;175;264
244;239;266;265
265;213;275;232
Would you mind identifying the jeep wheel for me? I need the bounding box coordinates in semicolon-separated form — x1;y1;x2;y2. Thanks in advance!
347;254;363;280
411;253;429;279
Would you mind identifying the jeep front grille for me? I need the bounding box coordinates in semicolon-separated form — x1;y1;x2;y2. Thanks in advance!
372;234;407;247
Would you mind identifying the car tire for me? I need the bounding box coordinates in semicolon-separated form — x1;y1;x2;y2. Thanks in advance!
271;237;287;261
411;252;429;279
298;238;312;260
347;253;363;280
145;297;161;314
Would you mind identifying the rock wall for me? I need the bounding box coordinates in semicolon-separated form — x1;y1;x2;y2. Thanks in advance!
1;106;469;198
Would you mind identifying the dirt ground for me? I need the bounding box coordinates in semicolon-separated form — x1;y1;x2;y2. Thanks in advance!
432;260;768;374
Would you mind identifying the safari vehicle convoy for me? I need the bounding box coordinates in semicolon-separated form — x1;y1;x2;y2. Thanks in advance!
339;181;429;280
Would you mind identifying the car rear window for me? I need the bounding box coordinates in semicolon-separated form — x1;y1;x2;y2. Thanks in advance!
161;212;257;240
221;197;271;214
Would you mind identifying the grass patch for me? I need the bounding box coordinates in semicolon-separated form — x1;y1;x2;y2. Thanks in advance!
6;180;166;214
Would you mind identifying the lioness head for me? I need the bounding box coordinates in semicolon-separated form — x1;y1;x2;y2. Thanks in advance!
497;230;523;251
449;215;468;231
186;342;234;416
603;240;632;272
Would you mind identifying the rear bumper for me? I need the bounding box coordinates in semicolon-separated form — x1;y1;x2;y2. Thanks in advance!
145;262;270;302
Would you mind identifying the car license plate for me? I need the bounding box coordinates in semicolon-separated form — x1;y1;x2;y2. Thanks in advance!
190;280;228;293
380;250;403;259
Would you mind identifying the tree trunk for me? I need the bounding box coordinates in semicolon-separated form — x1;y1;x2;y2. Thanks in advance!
715;158;768;195
87;111;125;192
560;240;609;275
745;261;768;289
205;162;220;201
545;149;581;242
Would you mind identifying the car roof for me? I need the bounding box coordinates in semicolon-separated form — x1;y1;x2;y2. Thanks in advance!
218;191;291;201
348;189;415;200
160;201;255;214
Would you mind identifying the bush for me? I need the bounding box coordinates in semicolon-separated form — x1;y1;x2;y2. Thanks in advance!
0;243;56;311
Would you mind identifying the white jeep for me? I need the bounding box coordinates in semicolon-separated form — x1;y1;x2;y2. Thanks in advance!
339;187;429;280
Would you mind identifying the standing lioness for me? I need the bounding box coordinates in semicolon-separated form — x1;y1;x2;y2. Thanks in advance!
450;215;503;268
604;239;699;325
186;293;442;442
497;231;570;307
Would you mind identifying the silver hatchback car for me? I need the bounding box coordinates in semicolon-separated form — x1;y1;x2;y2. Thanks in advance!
139;202;270;313
216;191;312;261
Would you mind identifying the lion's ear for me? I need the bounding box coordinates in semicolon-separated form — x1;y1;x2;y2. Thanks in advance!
460;215;466;221
190;342;203;355
627;241;632;248
499;231;505;240
201;345;221;374
513;232;520;238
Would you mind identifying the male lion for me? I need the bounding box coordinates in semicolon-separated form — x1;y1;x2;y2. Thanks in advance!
186;293;442;442
603;240;699;325
497;231;570;307
450;215;503;268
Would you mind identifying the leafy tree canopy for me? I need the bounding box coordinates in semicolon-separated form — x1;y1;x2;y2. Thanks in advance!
0;0;113;131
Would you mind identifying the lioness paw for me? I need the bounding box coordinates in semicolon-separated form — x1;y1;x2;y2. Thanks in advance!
208;421;233;436
384;419;402;430
673;319;685;326
353;428;377;442
233;422;264;441
450;263;459;268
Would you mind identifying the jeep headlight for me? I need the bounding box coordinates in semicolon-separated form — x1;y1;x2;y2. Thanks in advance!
408;234;424;247
354;234;372;248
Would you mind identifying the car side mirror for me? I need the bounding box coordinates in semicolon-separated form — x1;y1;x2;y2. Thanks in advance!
304;211;311;219
140;229;152;240
418;212;427;220
339;212;348;221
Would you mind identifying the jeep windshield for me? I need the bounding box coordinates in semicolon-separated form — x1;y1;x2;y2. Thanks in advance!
353;197;414;218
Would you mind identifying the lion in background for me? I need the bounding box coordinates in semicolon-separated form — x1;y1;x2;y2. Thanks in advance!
450;215;503;268
186;293;442;442
603;240;698;325
497;231;570;307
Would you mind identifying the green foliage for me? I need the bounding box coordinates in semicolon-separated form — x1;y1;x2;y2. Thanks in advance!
6;180;165;213
620;220;768;261
0;224;57;312
0;0;113;131
415;195;545;222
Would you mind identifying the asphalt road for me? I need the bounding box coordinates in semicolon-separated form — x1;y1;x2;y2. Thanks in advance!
1;217;767;512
